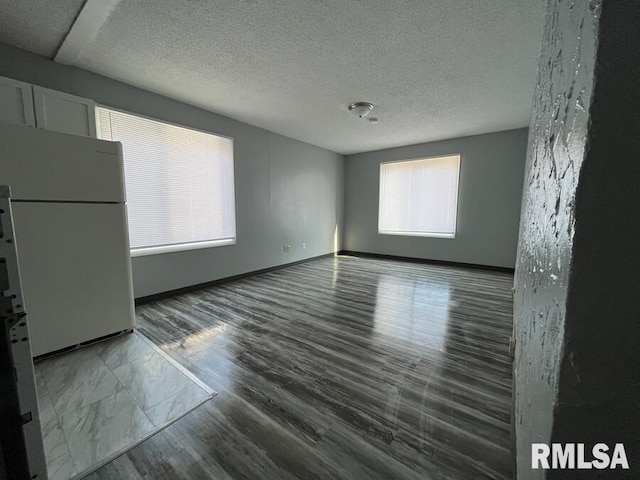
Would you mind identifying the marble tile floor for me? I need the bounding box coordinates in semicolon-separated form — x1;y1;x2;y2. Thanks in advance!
35;330;216;479
88;255;515;479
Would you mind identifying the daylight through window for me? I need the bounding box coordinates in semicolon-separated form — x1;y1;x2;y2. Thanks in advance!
97;107;236;256
378;154;460;238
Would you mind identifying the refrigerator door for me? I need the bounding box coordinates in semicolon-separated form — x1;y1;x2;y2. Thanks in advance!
12;202;135;356
0;123;125;203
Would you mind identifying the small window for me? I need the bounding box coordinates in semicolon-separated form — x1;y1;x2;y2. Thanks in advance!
378;154;460;238
97;107;236;256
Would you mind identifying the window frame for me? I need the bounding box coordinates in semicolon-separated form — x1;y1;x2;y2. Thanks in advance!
96;105;237;257
377;153;461;239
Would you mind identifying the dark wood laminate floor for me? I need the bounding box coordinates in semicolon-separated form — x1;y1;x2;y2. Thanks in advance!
87;255;514;480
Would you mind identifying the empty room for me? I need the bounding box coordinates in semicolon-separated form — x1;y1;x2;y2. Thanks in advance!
0;0;638;479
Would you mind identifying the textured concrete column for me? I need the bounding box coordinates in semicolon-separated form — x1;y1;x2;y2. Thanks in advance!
514;0;640;478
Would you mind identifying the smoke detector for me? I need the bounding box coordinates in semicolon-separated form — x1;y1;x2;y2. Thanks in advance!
348;102;374;118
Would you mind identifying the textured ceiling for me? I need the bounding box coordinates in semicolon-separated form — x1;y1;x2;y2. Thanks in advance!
1;0;546;154
0;0;86;57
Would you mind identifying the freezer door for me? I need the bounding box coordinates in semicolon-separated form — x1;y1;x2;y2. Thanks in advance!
0;124;125;203
11;202;135;356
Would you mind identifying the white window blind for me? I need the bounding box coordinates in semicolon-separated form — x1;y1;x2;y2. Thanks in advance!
97;107;236;255
378;155;460;238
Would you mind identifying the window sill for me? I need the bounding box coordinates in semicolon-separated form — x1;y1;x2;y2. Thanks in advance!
130;238;236;257
378;231;456;239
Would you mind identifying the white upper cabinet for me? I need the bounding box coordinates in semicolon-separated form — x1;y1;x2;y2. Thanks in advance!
0;76;97;138
33;86;97;138
0;76;36;127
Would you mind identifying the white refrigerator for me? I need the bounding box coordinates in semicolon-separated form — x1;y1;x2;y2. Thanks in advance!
0;124;135;356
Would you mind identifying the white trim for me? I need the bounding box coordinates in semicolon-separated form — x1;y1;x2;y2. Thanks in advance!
131;238;236;257
96;104;234;142
378;153;461;238
54;0;124;66
96;106;237;257
380;152;462;166
378;230;456;239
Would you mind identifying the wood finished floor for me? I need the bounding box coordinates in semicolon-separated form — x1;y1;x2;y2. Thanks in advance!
87;255;514;480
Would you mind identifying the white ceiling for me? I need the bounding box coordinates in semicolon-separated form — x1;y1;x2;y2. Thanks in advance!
0;0;546;154
0;0;86;57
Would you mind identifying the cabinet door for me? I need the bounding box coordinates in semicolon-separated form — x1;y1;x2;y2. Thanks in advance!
0;76;35;127
33;86;97;138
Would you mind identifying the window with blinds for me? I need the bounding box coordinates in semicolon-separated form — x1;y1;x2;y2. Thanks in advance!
97;107;236;256
378;155;460;238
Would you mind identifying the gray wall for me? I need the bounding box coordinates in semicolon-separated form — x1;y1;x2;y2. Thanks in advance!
514;0;640;477
0;44;344;298
344;129;528;268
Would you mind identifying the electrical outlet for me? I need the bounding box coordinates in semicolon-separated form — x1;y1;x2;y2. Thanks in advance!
284;245;292;253
302;242;306;250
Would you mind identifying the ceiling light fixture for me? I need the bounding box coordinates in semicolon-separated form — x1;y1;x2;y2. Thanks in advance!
348;102;374;118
